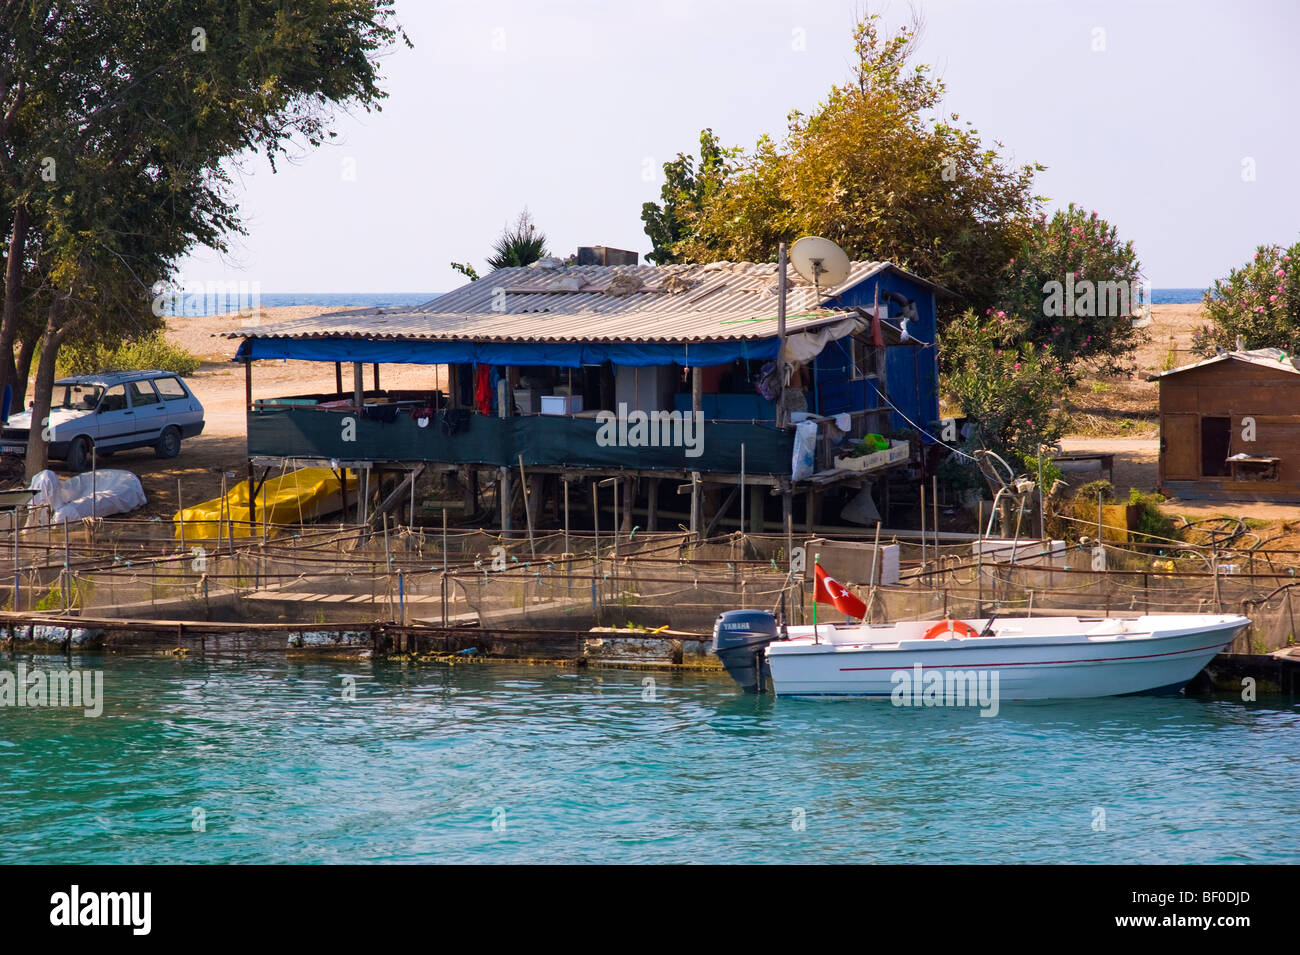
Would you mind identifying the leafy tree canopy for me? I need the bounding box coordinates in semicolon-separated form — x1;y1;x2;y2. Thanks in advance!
0;0;406;474
641;13;1044;318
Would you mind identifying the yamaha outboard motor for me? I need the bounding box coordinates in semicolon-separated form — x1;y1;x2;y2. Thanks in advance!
712;609;779;693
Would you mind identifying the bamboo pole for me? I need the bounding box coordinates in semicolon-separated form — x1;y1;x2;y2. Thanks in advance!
518;454;535;560
62;520;70;611
866;520;882;623
920;483;927;571
12;506;21;613
932;475;939;567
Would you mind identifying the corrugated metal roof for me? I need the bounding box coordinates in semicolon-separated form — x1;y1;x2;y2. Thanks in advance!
1149;348;1300;380
225;260;940;345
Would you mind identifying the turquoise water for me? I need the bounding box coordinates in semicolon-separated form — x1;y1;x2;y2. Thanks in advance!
1;655;1296;864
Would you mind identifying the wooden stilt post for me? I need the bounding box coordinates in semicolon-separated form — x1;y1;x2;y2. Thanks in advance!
621;476;635;536
921;483;927;571
247;460;256;539
62;519;71;611
647;478;658;533
739;443;745;538
499;466;511;536
781;478;793;558
335;361;343;397
748;485;764;534
244;358;256;535
460;466;475;517
12;507;21;613
690;471;701;539
218;472;227;555
932;475;939;567
359;468;369;530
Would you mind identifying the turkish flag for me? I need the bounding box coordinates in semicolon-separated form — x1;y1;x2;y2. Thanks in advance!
814;563;867;620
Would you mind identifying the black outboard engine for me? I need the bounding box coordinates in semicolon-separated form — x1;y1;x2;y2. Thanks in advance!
712;609;780;693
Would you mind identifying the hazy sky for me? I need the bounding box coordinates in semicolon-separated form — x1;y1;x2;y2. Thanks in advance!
174;0;1300;293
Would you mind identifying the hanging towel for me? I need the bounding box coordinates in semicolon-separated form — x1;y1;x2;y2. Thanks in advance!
474;364;492;415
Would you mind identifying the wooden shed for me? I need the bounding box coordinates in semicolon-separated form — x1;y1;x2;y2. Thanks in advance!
1152;348;1300;502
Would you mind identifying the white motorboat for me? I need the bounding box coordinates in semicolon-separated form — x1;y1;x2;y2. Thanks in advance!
711;610;1249;703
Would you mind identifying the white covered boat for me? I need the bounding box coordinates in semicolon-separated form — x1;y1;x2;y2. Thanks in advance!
711;611;1249;704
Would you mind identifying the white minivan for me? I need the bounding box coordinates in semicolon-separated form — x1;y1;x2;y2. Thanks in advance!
0;370;205;472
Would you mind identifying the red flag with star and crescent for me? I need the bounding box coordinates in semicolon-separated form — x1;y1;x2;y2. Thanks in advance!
814;563;868;620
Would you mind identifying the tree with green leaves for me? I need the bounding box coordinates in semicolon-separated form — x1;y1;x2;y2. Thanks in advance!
1193;239;1300;357
641;14;1043;318
939;308;1070;460
640;129;732;265
995;203;1145;379
0;0;406;475
485;209;548;270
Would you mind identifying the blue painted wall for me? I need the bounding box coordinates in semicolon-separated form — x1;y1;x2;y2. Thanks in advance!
820;270;940;438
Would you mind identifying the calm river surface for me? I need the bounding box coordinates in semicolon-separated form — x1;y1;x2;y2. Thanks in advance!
1;654;1296;864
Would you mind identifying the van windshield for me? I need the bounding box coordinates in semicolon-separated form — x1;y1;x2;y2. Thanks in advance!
56;384;103;411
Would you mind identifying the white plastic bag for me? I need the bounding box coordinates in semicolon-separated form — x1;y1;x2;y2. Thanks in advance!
791;420;818;481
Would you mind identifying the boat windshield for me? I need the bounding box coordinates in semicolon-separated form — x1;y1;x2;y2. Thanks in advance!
56;383;103;411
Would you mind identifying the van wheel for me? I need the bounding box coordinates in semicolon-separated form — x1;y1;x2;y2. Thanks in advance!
66;436;92;473
155;426;181;459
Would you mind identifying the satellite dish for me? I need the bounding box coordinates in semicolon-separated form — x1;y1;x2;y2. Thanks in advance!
789;236;851;293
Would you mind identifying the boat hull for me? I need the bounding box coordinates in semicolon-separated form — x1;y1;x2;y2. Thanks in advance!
766;617;1247;701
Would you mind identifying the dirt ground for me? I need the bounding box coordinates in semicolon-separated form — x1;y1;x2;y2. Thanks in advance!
1063;303;1208;438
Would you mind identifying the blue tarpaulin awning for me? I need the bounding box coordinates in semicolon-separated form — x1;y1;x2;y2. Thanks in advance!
234;335;777;368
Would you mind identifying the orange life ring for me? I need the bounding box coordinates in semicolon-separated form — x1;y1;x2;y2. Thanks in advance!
923;619;979;640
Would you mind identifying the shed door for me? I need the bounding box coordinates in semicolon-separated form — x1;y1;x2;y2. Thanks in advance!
1162;414;1199;480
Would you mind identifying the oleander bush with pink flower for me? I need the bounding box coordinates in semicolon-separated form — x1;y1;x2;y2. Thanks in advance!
994;203;1145;379
939;308;1070;459
1193;240;1300;357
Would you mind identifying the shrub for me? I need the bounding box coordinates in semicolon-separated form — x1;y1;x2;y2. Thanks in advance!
1128;489;1179;546
1193;238;1300;356
1075;479;1116;503
939;309;1070;460
58;332;201;378
995;204;1145;379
